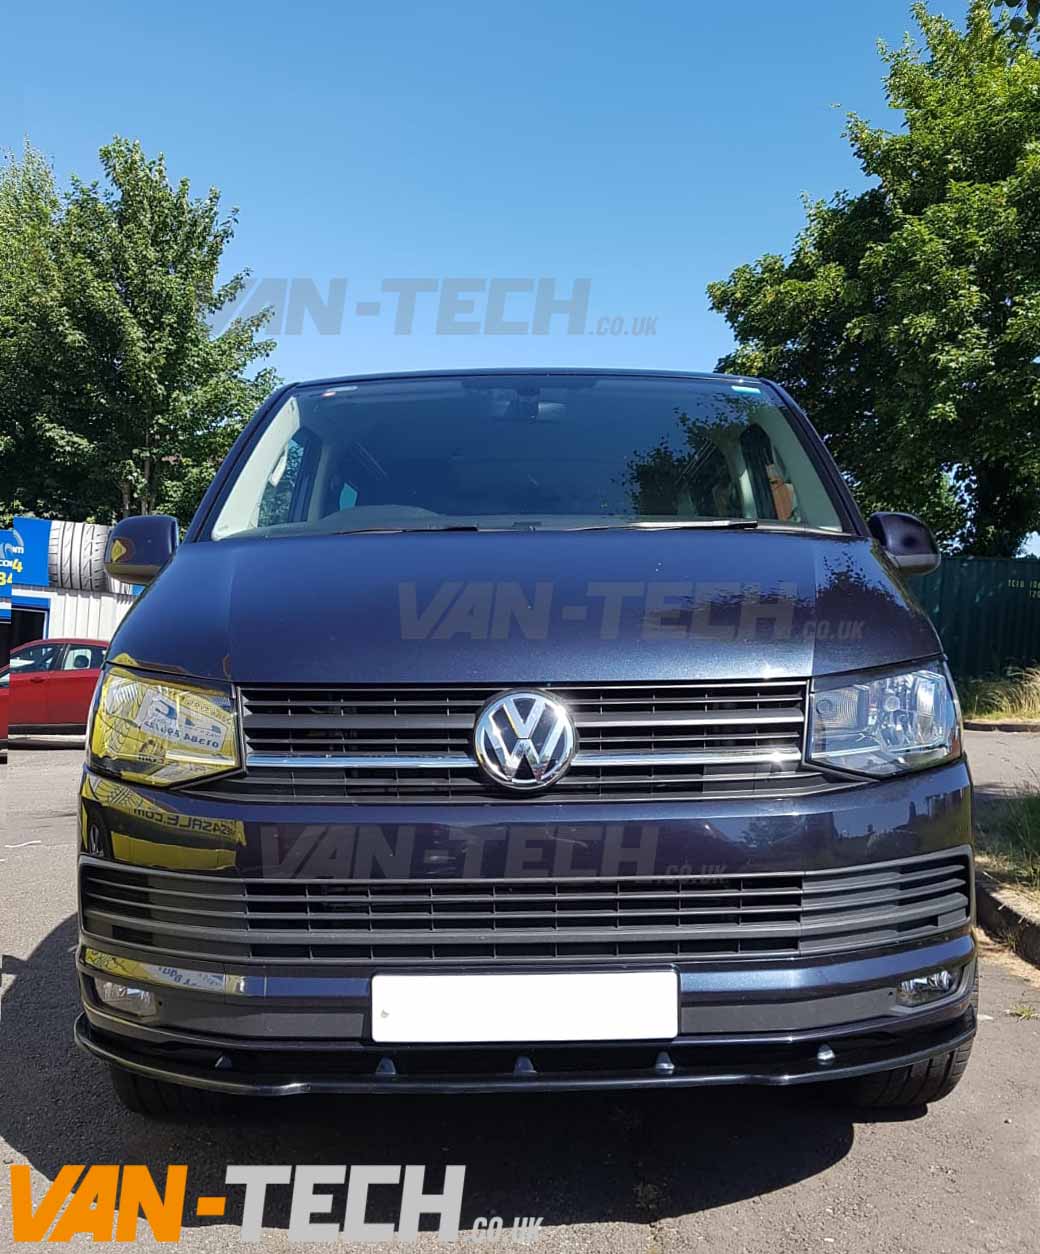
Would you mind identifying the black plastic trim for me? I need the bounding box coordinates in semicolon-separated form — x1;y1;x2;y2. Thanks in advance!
76;1010;975;1095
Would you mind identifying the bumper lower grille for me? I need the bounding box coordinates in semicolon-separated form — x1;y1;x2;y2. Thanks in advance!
190;680;837;803
79;850;972;968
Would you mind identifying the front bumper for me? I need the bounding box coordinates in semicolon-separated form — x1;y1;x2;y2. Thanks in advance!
75;987;976;1095
75;759;977;1095
76;936;977;1094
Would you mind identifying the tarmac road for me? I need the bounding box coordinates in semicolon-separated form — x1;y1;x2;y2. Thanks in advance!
1;738;1039;1253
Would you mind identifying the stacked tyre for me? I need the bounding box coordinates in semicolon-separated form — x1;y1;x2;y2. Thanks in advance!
47;521;113;593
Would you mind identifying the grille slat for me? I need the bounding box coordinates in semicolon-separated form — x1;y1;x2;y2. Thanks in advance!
245;713;475;730
80;851;972;967
83;902;969;946
191;680;831;804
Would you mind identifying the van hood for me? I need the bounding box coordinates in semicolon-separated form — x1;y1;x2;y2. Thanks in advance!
109;529;940;685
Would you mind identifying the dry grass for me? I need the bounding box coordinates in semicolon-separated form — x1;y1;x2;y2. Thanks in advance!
976;792;1040;897
959;667;1040;722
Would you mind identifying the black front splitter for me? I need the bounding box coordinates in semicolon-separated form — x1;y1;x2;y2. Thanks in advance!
75;1012;975;1097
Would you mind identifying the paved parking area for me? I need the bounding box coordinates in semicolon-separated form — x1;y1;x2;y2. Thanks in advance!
1;738;1039;1253
963;729;1040;803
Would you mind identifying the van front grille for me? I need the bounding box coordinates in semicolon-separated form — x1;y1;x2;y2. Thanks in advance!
79;850;973;967
188;680;842;804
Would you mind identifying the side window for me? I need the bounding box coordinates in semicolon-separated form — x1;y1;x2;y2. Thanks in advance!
683;444;740;518
740;425;798;522
740;427;772;519
63;646;103;671
322;452;361;517
9;643;62;674
256;430;315;527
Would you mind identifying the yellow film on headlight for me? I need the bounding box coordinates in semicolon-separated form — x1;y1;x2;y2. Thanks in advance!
90;666;239;786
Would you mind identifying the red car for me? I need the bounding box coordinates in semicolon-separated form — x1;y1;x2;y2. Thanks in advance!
3;638;107;734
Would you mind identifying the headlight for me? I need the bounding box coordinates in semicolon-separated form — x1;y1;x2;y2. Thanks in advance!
88;666;239;786
808;665;961;778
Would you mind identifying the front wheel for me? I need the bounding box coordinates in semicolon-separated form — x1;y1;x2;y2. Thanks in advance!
109;1065;227;1118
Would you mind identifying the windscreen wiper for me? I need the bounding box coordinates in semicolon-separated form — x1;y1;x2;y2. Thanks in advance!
331;520;763;535
572;519;761;532
330;525;483;535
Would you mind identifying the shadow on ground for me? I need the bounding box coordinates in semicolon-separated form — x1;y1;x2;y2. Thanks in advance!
1;916;918;1233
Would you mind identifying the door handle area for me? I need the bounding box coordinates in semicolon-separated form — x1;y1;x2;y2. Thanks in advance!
29;675;45;683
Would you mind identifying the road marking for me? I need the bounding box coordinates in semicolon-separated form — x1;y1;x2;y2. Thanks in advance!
4;841;42;849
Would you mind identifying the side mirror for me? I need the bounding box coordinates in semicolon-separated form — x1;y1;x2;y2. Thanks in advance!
104;515;179;585
867;511;940;576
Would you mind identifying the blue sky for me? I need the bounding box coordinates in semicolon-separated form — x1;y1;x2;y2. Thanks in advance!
16;0;1032;548
3;0;973;382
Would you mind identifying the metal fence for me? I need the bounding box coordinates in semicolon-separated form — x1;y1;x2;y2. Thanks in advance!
907;557;1040;677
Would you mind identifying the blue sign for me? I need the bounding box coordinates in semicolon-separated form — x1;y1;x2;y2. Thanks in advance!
12;516;53;588
1;526;24;596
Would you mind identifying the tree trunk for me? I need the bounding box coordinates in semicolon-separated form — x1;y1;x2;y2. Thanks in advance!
964;463;1035;557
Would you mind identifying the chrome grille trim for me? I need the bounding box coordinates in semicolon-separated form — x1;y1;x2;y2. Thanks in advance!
244;747;805;770
580;707;805;727
193;679;826;803
245;753;477;770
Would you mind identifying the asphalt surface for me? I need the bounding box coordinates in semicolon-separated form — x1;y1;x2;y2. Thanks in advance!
1;736;1039;1253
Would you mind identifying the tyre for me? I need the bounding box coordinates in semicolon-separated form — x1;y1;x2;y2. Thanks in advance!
109;1065;227;1118
47;520;112;592
848;972;977;1109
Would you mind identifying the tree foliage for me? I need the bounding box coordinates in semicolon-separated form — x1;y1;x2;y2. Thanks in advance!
0;139;278;526
995;0;1040;41
709;2;1040;555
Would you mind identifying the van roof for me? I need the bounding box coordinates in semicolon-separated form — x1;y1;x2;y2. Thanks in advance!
293;367;770;390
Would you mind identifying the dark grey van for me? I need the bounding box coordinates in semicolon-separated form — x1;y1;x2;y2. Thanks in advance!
75;370;975;1115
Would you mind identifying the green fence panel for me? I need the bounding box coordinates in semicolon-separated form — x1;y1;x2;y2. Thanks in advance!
907;558;1040;677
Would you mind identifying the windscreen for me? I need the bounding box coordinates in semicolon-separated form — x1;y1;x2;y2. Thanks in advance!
209;374;845;538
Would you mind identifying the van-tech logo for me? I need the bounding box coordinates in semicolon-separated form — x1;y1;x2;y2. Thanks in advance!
9;1163;544;1243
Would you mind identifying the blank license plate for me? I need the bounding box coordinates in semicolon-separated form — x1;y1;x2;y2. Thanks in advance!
371;971;678;1044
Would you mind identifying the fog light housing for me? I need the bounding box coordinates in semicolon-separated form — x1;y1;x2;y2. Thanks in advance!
896;969;957;1007
94;979;157;1017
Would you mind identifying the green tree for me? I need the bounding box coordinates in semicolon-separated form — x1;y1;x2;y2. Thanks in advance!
0;138;278;526
709;2;1040;555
